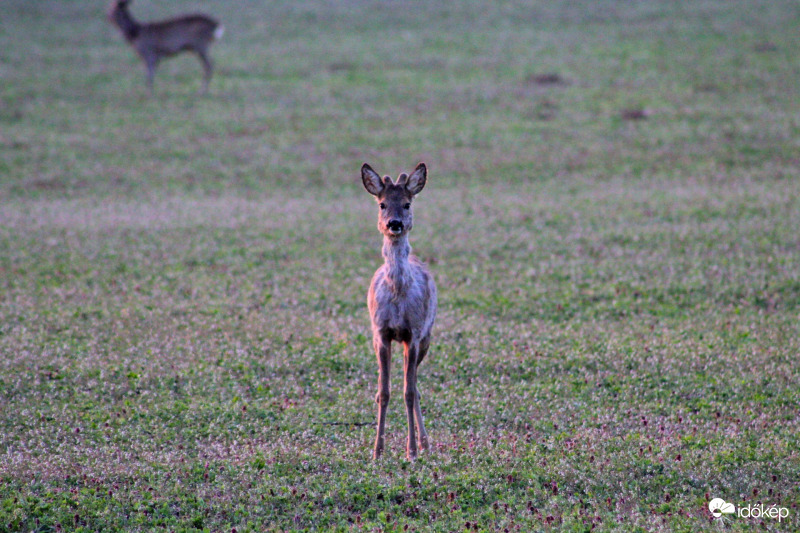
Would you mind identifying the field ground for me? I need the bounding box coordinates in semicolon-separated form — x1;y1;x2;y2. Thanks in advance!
1;0;800;531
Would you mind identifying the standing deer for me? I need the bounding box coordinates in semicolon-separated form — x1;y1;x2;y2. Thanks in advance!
361;162;437;460
107;0;223;93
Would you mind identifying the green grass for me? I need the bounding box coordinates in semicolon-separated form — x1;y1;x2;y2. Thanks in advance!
2;0;800;531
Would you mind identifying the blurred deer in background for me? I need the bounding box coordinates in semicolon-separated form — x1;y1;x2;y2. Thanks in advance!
108;0;223;94
361;162;437;461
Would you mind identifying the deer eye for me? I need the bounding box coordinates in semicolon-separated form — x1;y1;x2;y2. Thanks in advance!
403;203;411;210
379;203;386;210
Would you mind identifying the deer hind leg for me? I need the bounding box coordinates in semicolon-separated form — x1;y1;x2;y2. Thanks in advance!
414;335;430;452
196;48;213;94
373;335;391;460
403;341;420;461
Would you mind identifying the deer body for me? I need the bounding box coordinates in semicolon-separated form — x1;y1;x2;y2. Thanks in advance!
362;163;437;460
108;0;223;93
369;241;435;345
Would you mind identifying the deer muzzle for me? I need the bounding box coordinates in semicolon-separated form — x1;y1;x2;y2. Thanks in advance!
387;220;404;235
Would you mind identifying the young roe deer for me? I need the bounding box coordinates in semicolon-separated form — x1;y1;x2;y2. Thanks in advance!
108;0;224;93
361;162;437;460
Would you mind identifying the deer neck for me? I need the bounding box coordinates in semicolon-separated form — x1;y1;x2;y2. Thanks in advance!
112;5;140;42
382;234;412;297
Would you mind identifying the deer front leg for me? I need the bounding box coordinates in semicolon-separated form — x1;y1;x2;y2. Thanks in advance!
403;341;420;461
373;336;391;460
414;337;430;452
141;52;158;95
413;391;428;452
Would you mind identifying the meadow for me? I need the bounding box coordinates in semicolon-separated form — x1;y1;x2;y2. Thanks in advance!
1;0;800;531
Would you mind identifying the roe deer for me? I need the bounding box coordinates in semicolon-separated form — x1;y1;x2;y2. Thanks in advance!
361;162;437;460
108;0;223;93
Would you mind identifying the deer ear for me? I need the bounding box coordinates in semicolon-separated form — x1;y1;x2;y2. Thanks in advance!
405;163;427;195
361;163;384;196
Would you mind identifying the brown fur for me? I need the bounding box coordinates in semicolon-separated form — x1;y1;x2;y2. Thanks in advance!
361;162;437;460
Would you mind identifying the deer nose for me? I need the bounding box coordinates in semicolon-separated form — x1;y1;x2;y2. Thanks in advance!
387;220;404;233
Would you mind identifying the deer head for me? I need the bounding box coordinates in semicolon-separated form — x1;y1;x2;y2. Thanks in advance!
108;0;131;16
362;163;427;239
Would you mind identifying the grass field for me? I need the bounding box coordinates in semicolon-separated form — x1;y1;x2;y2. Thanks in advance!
2;0;800;531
